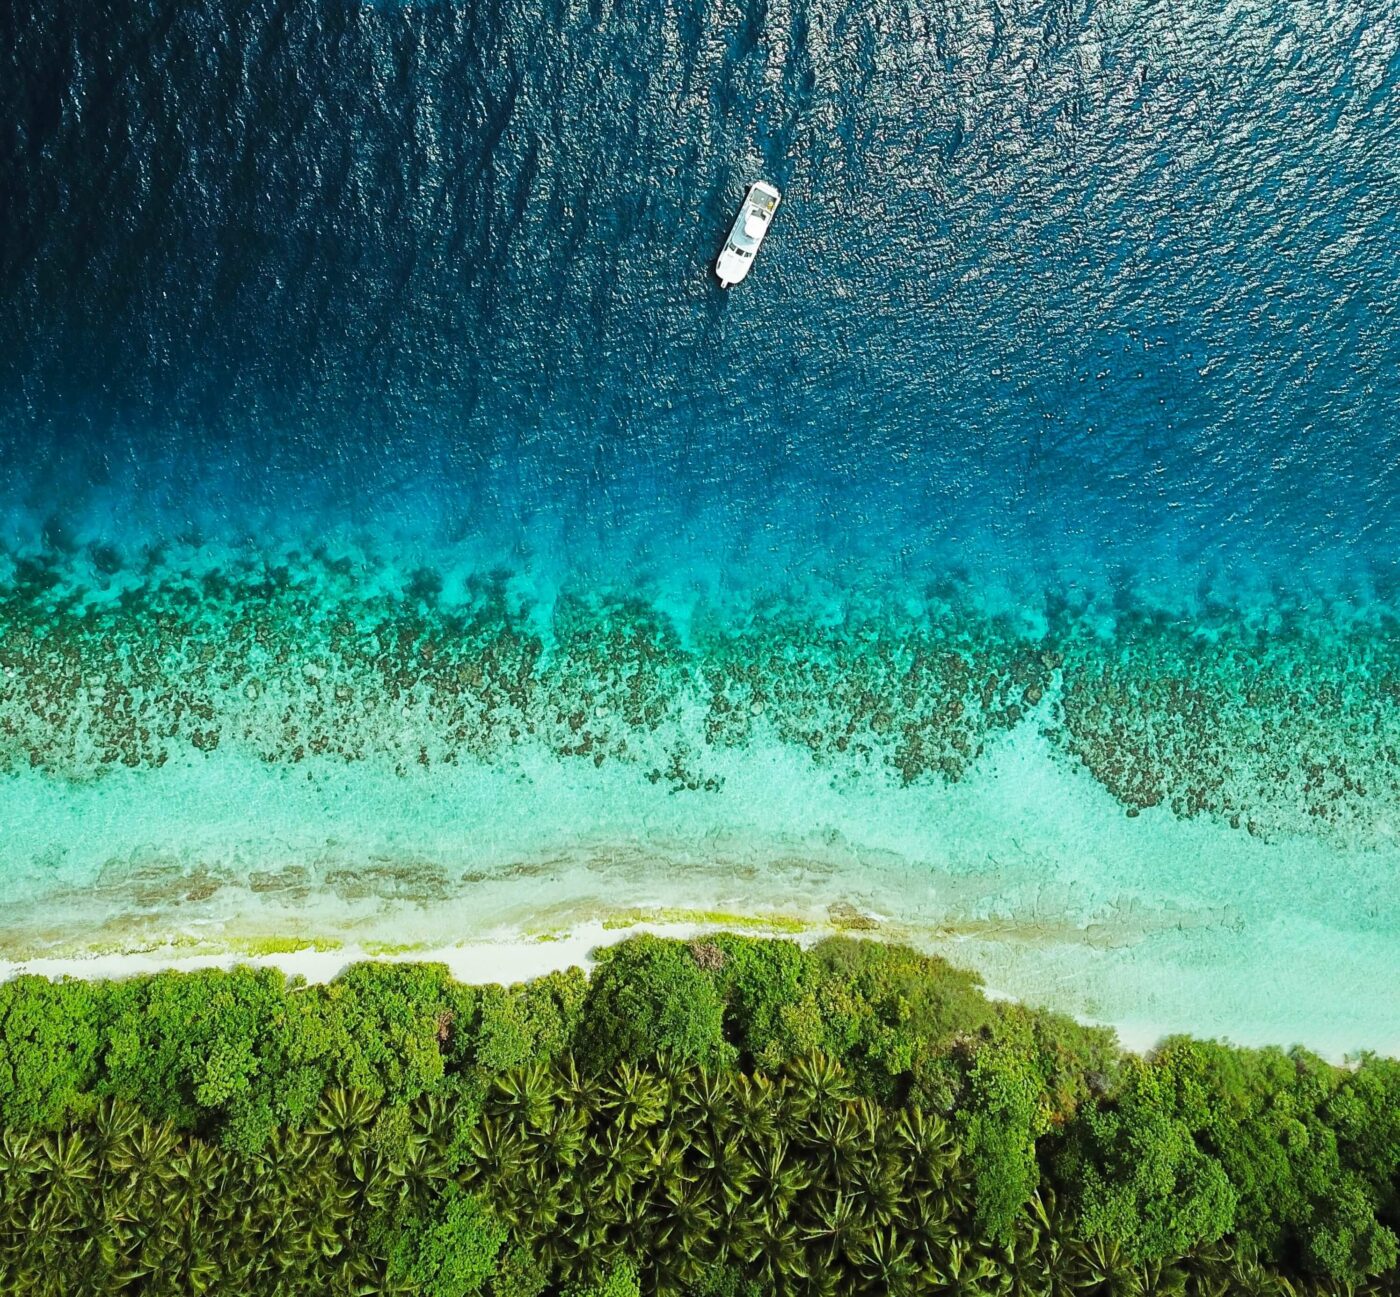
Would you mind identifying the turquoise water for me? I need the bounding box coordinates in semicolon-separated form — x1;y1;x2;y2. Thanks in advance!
1;0;1398;1050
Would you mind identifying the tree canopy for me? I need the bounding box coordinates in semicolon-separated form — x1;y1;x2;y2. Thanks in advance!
0;935;1394;1295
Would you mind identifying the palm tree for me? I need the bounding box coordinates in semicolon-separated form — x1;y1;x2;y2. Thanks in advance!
785;1053;855;1118
516;1173;570;1245
36;1128;97;1215
890;1106;959;1185
174;1140;230;1221
586;1182;653;1259
652;1167;717;1238
1180;1240;1237;1297
797;1265;845;1297
88;1098;142;1167
600;1060;670;1132
802;1189;873;1271
676;1065;734;1136
513;1230;576;1293
552;1053;602;1121
853;1225;923;1297
152;1216;222;1296
590;1123;654;1206
843;1147;905;1230
0;1127;42;1209
254;1125;319;1203
344;1146;398;1218
1072;1236;1144;1297
1022;1189;1085;1297
650;1240;713;1297
365;1258;423;1297
690;1126;756;1210
526;1100;588;1171
493;1060;559;1131
1136;1257;1188;1296
394;1129;453;1212
846;1096;885;1152
408;1093;454;1149
731;1072;781;1146
924;1237;1003;1297
802;1105;865;1184
736;1210;810;1291
309;1089;380;1152
748;1137;812;1222
464;1112;528;1187
650;1177;719;1287
902;1186;959;1268
570;1203;625;1270
991;1226;1052;1297
107;1118;182;1231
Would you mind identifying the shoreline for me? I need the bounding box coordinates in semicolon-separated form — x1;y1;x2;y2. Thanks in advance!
0;920;676;996
0;916;1338;1063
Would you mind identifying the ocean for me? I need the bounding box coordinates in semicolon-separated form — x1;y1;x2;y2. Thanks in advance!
1;0;1397;1051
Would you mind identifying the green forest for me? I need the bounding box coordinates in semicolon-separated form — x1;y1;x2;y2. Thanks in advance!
0;935;1396;1296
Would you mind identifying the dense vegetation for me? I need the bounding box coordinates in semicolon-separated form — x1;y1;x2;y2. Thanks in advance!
0;935;1395;1295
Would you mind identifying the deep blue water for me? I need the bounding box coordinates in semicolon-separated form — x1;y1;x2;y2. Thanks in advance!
2;0;1397;603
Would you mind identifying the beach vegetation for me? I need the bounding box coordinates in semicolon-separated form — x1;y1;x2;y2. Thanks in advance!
0;975;102;1128
227;934;345;955
575;935;730;1071
0;936;1394;1294
387;1188;508;1296
596;907;810;934
1052;1052;1239;1260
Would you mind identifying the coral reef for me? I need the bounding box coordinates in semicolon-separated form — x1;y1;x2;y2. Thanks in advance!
2;546;1395;844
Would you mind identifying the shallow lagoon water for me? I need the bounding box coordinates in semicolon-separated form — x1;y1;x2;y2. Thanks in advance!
1;0;1398;1050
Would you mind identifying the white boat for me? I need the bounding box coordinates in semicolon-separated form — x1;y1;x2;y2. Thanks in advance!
715;181;781;288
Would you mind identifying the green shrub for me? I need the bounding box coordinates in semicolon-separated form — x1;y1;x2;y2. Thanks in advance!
1056;1055;1238;1261
806;936;996;1101
683;1264;766;1297
562;1260;640;1297
1304;1177;1399;1282
996;1000;1122;1124
956;1046;1044;1242
387;1188;506;1296
469;969;587;1074
0;976;102;1127
705;935;821;1068
315;961;457;1102
489;1245;550;1297
1152;1038;1400;1282
575;935;729;1071
98;966;317;1150
1328;1055;1400;1223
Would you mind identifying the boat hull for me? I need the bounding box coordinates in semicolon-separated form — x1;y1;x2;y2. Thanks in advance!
715;181;780;287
